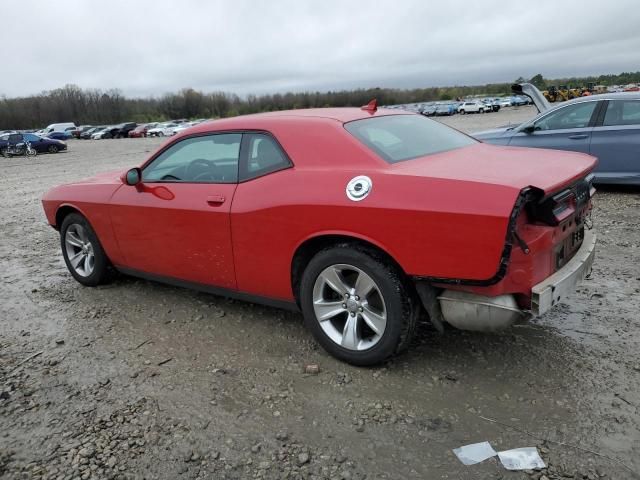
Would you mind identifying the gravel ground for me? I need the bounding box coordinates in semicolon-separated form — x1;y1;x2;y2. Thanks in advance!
1;106;639;480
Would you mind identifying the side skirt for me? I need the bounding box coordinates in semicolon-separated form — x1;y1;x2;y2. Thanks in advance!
115;266;300;312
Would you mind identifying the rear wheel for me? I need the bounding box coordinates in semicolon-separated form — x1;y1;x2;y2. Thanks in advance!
299;245;418;366
60;213;111;286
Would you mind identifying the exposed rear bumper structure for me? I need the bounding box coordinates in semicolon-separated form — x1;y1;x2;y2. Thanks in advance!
531;229;596;316
426;229;596;331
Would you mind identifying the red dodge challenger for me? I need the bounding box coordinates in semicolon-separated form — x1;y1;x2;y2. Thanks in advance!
42;102;597;365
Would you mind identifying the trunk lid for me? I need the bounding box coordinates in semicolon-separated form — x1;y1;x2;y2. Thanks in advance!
511;83;551;113
389;143;596;195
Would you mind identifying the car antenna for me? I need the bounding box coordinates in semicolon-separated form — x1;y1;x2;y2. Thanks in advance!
361;99;377;113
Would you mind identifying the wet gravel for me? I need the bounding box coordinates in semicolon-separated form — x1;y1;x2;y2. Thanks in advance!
1;107;639;479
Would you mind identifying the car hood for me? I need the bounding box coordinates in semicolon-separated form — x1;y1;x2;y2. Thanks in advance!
389;143;596;195
66;169;123;185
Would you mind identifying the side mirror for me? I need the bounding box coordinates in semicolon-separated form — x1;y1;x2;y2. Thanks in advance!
124;167;142;186
522;124;535;134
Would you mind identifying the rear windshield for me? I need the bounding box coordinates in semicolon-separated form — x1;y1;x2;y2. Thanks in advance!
344;114;476;163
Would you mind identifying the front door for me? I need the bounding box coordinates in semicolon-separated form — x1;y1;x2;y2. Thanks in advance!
508;100;600;155
109;133;242;289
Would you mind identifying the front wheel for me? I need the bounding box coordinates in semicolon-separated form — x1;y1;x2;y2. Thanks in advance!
60;213;111;286
48;145;59;154
299;245;418;366
459;109;465;114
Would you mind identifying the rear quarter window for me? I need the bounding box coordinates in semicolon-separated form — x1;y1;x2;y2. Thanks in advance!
344;114;476;163
603;100;640;126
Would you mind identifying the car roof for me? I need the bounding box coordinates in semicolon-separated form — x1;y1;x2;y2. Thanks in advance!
208;107;411;126
560;91;640;106
179;107;414;138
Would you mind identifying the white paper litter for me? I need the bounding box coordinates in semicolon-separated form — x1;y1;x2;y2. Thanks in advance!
497;447;546;470
452;441;498;465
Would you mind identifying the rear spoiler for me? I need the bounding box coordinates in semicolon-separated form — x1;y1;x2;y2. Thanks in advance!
511;83;550;113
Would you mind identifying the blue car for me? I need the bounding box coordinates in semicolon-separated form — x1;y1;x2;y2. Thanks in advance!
474;83;640;185
46;131;73;141
0;132;68;154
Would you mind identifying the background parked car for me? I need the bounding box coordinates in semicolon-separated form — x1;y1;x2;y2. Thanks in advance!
148;122;179;137
112;122;137;138
171;120;207;136
511;96;530;106
91;127;113;139
128;124;150;138
147;122;173;137
474;84;640;185
80;127;103;139
484;98;501;112
419;104;437;116
458;101;486;114
73;125;94;138
434;104;455;116
46;131;73;140
0;132;67;154
37;122;76;137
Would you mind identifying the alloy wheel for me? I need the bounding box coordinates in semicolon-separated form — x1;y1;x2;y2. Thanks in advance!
312;264;387;351
64;224;95;277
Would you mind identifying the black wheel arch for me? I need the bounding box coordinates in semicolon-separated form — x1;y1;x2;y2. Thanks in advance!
55;205;83;231
290;234;408;307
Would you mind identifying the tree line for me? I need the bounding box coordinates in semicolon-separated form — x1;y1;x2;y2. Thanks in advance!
2;71;640;130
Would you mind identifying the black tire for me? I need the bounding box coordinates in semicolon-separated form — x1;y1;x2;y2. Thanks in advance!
459;109;465;115
299;244;418;366
60;213;111;286
48;145;59;154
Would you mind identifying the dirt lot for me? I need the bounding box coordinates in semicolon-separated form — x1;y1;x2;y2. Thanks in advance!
1;106;639;480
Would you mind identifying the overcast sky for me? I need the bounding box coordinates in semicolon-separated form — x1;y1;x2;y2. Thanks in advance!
2;0;640;98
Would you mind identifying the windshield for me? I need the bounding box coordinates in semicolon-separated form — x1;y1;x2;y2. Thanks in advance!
344;115;476;163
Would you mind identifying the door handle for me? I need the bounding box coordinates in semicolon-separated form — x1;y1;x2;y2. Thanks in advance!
206;195;225;205
568;134;589;139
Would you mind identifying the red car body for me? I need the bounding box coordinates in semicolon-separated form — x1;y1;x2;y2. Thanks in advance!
128;125;149;138
42;106;597;361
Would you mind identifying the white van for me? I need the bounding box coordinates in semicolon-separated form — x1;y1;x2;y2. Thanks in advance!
39;122;77;135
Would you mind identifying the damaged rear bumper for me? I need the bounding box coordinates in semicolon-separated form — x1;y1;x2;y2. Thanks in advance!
531;229;596;316
421;229;596;331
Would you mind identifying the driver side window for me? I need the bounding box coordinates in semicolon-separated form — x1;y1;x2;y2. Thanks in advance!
143;133;241;183
534;102;598;131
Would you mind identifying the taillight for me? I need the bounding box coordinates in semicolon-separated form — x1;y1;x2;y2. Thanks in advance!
526;174;594;226
550;190;576;224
